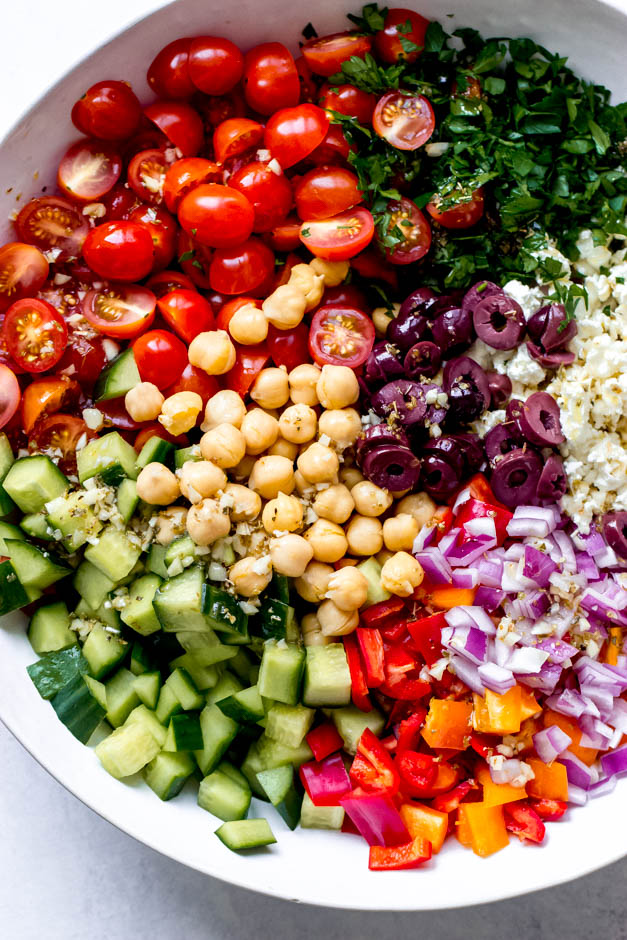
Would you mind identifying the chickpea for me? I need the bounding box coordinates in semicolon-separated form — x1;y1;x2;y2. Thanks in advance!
380;552;424;597
269;533;313;577
188;330;236;375
288;363;321;406
248;455;295;500
154;506;188;545
228;303;268;345
318;408;362;448
262;284;307;329
228;555;272;597
278;403;317;444
201;390;246;432
240;408;279;455
186;498;231;546
372;303;399;338
224;483;261;522
326;566;368;611
312;484;354;525
377;549;394;567
178;460;227;502
351;480;393;517
294;469;314;497
309;258;349;287
250;367;290;410
294;561;333;603
262;492;303;534
266;436;299;461
297;442;339;484
304;519;348;563
339;466;365;490
301;612;332;647
124;382;163;423
383;513;419;552
395;492;437;528
316;364;359;410
232;454;257;481
318;599;359;637
287;263;324;310
159;391;203;436
136;463;180;505
345;515;383;556
199;424;246;469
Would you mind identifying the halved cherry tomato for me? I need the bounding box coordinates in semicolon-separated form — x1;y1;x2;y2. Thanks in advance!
98;397;141;430
147;38;195;99
350;247;399;288
374;8;430;64
209;238;275;295
381;197;431;264
294;166;362;221
146;269;197;298
309;304;375;368
229;161;293;233
81;284;156;338
133;423;187;452
163;158;222;212
133;329;188;389
188;36;243;95
242;42;300;115
29;414;93;473
301;31;372;77
71;80;142;140
57;139;122;202
373;91;435;151
396;750;438;796
267;322;310;371
263;215;302;252
101;184;139;221
319;83;376;123
0;365;21;430
452;75;482;100
176;230;213;288
15;196;89;262
21;376;81;433
216;296;258;332
317;283;369;311
128;204;177;271
157;288;215;342
300;207;374;261
194;87;247;129
144;101;204;157
178;183;254;247
164;363;220;407
82;221;155;281
127;149;168;204
306;123;351;165
264;104;330;169
295;55;318;104
3;299;67;373
426;187;485;229
56;333;107;388
224;342;269;396
213;118;264;165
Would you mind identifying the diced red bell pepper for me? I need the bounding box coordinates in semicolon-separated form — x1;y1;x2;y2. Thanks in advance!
529;798;568;822
396;750;438;797
455;497;513;545
305;722;344;762
395;709;427;753
433;505;454;541
379;677;432;701
299;752;351;806
379;621;409;644
342;633;371;712
360;597;406;629
379;734;398;753
470;731;495;759
407;613;446;666
503;801;546;843
384;643;416;680
368;837;432;871
468;473;499;505
356;627;385;688
431;780;475;813
415;761;461;798
350;728;400;795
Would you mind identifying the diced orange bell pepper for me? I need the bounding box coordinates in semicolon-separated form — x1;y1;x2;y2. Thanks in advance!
421;699;473;750
429;585;477;610
400;802;448;854
543;709;598;766
519;687;541;720
476;762;527;806
456;806;473;847
526;757;569;801
472;686;522;734
461;802;509;857
603;626;623;666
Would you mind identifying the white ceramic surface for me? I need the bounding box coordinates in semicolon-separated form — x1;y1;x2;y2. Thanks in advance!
0;0;626;911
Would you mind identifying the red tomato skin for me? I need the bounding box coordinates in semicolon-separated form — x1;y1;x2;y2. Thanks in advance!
264;104;330;169
0;244;48;313
82;222;154;281
178;183;254;248
0;364;21;430
317;283;369;312
28;414;94;472
294;166;362;221
350;248;399;288
243;42;300;115
101;184;140;221
373;91;435;151
20;376;81;434
216;296;258;332
3;299;68;373
164;363;220;407
127;149;168;204
426;188;485;229
301;32;372;77
15;196;89;262
71;81;142;140
146;269;197;298
133;329;188;389
57;139;122;202
176;230;213;288
319;83;376;124
157;289;216;342
147;39;195;99
163;158;222;212
306;124;351;166
374;8;430;64
128;205;177;271
263;216;302;252
309;304;375;368
144;101;204;157
209;238;275;295
229;161;293;232
225;342;269;397
212;118;264;165
133;423;187;452
267;323;310;371
56;334;106;388
188;36;244;95
81;285;157;339
383;198;432;264
295;56;319;103
300;207;374;261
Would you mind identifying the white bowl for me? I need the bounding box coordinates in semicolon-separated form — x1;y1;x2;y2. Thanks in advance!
1;0;626;910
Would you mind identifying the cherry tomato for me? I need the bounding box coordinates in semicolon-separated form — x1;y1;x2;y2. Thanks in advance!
30;414;93;471
133;329;188;388
306;123;351;165
301;31;372;77
147;38;195;99
2;298;67;373
56;333;106;387
215;296;257;332
146;269;197;298
129;204;177;271
318;283;369;312
426;187;485;229
123;126;169;163
144;101;204;157
81;284;156;338
242;42;300;115
0;243;48;312
265;104;330;168
188;36;243;95
272;252;301;290
295;55;319;103
453;75;482;99
319;83;376;123
0;365;21;430
309;305;375;368
373;91;435;151
157;288;215;342
163;157;222;212
381;197;432;264
21;376;81;433
15;196;89;262
350;248;399;288
193;87;247;129
82;221;154;281
133;423;187;452
294;166;362;221
176;230;213;288
127;149;168;204
229;161;293;232
57;139;122;202
225;342;269;396
100;184;139;221
178;183;254;247
263;215;302;252
164;363;220;407
374;8;430;64
71;80;142;140
98;397;141;430
299;207;374;261
209;238;274;294
267;322;309;371
213;118;264;165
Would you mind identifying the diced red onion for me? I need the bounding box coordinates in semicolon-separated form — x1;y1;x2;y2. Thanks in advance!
441;624;488;665
534;637;578;664
439;528;461;558
504;543;526;561
452;568;479;589
533;725;572;764
589;775;617;798
475;556;503;587
448;533;497;567
509;590;550;620
580;588;627;628
448;654;484;694
339;793;411;847
523;545;558;587
567;784;588;806
464;516;497;540
559;750;596;789
575;552;600;581
474;586;505;611
579;715;614;747
412;523;437;552
517;661;562;693
608;698;627;734
572;528;606;555
452;486;471;514
478;661;516;694
489;759;525;785
506;646;550;674
413;547;452;584
597;544;619;569
600;744;627;778
445;605;496;635
552;529;577;572
507;505;558;538
545;689;587;719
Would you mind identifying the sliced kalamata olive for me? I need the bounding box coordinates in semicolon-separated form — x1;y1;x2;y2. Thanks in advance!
518;391;565;447
536;453;567;502
362;444;421;491
602;511;627;560
371;379;427;427
527;306;550;344
461;280;501;316
356;422;410;465
398;287;438;321
423;436;465;476
527;343;576;369
387;310;432;353
506;398;524;422
486;371;512;408
420;381;448;426
448;432;485;473
365;341;404;383
473;292;525;350
490;447;542;508
426;292;465;320
445;381;486;426
443;356;490;409
404;341;441;379
484;422;524;464
431;307;473;358
539;303;577;352
421;453;460;499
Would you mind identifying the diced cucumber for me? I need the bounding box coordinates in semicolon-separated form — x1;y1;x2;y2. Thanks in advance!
84;674;108;710
125;704;167;747
19;512;52;540
228;648;257;684
259;598;296;641
95;721;161;779
45;491;103;551
0;520;25;549
91;601;122;631
27;645;88;700
94;348;141;401
165;667;205;710
0;432;16;516
265;704;315;748
219;760;249;790
3;539;70;590
174;445;201;469
217;685;265;724
255;733;312;772
144;750;195;801
169;653;219;691
51;673;105;743
73;560;116;612
120;574;162;636
77;431;138;486
256;765;302;830
163;713;203;751
84;525;142;582
257;640;305;706
116;478;139;523
205;672;244;705
0;558;29;615
136;435;175;470
302;644;351;707
105;668;140;728
198;768;251;821
331;706;386;755
300;792;345;830
2;455;68;514
164;535;197;568
28;601;75;654
82;624;128;679
202;584;249;640
154;566;212;633
155;685;183;725
129;641;152;676
133;671;161;709
195;703;239;776
215;819;276;851
146;543;168;578
270;572;290;605
357;557;391;607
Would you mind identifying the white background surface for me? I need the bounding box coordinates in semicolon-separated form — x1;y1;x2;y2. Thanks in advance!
0;2;626;937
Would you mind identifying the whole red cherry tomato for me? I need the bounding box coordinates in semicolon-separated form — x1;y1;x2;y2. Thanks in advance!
306;123;351;166
374;8;430;63
163;158;222;212
71;80;142;140
83;221;154;281
101;184;140;221
294;166;362;220
243;42;300;115
165;363;220;406
133;329;188;388
157;289;216;342
178;183;254;247
265;104;330;168
188;36;244;95
229;161;293;232
129;205;177;271
319;83;376;124
147;38;195;99
267;322;310;371
146;269;197;298
209;238;274;294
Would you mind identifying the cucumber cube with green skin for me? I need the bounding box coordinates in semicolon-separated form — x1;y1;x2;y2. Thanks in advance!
163;712;203;751
0;432;16;516
2;455;69;514
95;721;161;779
164;536;197;569
215;819;276;851
83;674;108;710
300;792;345;830
0;520;25;549
81;624;128;679
28;601;75;655
0;558;29;615
120;574;162;636
155;685;183;725
136;435;175;470
124;704;167;747
84;526;142;583
116;478;139;524
94;348;141;402
133;671;161;709
174;445;201;469
153;566;211;633
357;557;391;607
257;640;305;705
198;769;251;821
219;760;250;791
169;653;219;691
45;490;103;551
51;673;106;744
255;733;313;771
77;431;138;485
165;668;204;710
27;645;88;700
105;668;141;728
73;560;116;612
202;584;249;639
265;704;315;749
259;598;295;641
129;641;152;676
217;685;265;724
176;629;238;666
195;703;239;776
256;765;302;830
144;750;195;801
205;672;244;705
146;543;168;578
3;539;70;590
302;644;351;707
331;706;386;755
20;512;53;540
